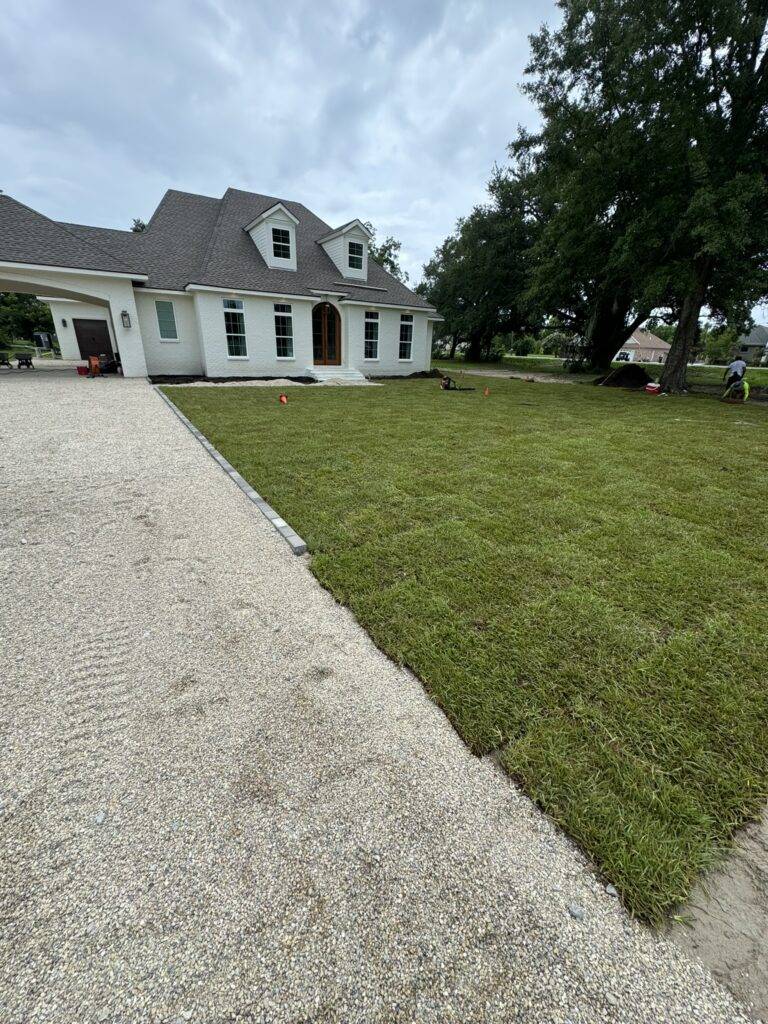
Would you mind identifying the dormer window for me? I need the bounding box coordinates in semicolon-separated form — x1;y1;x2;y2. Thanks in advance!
244;202;298;271
319;219;372;281
348;241;364;270
272;227;291;260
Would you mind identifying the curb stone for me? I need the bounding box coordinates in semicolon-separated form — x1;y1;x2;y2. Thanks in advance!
153;385;308;555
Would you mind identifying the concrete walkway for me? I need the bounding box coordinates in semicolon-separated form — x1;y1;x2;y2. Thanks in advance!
0;373;751;1023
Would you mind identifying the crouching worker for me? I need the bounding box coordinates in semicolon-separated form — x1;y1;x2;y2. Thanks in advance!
723;376;750;402
724;357;747;391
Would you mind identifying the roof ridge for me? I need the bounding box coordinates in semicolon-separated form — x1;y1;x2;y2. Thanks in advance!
196;192;231;284
219;188;331;230
145;189;174;232
224;186;283;204
59;220;136;238
164;187;221;201
1;194;136;272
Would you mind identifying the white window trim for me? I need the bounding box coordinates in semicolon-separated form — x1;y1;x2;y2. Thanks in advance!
348;240;364;270
272;226;291;261
274;303;295;360
398;314;413;361
364;310;379;361
223;298;248;359
155;299;179;343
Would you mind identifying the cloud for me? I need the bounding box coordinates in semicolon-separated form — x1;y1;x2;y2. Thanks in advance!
0;0;557;281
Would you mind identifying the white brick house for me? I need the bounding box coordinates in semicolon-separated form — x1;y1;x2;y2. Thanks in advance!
0;189;439;379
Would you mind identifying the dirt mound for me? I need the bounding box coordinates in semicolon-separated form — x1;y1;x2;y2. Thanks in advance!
595;364;654;389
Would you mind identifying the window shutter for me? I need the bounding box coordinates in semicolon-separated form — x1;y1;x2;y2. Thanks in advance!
155;300;178;340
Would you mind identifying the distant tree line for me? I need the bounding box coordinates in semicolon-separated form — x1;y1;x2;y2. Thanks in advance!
417;1;768;391
0;292;54;347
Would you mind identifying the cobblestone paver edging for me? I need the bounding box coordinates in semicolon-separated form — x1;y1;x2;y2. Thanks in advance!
154;385;308;555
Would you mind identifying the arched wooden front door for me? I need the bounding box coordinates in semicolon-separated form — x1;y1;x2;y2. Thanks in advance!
312;303;341;365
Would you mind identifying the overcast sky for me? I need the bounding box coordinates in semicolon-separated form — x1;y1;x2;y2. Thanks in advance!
0;0;557;283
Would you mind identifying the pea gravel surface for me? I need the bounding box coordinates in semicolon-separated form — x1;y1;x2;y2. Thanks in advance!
0;371;753;1024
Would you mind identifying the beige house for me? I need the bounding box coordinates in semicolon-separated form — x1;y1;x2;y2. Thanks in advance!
733;324;768;365
616;328;671;364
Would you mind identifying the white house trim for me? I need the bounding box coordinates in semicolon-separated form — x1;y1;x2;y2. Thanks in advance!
186;284;315;302
333;281;388;292
243;202;299;231
140;287;188;295
340;298;439;314
0;260;147;281
317;219;373;244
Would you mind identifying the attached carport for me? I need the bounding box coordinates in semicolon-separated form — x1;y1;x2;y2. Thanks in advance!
0;194;149;376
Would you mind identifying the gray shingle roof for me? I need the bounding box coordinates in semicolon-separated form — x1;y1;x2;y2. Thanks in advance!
191;188;430;307
1;187;432;309
627;328;670;350
0;194;143;276
738;324;768;348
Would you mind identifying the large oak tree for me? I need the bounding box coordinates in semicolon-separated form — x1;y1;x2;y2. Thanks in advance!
421;1;768;384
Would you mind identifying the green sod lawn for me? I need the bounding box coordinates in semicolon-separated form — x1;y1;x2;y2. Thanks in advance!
435;355;768;388
165;379;768;922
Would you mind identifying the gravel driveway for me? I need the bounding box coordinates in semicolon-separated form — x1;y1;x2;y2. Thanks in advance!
0;371;752;1023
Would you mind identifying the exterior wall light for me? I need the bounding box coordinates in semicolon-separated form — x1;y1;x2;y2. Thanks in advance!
61;318;67;328
120;310;132;328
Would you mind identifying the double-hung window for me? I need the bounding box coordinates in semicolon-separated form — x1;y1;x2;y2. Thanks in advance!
155;300;178;341
274;303;294;358
364;311;379;359
272;227;291;260
223;298;247;357
348;240;364;270
399;314;413;360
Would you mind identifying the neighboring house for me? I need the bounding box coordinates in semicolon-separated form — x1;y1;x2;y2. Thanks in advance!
733;324;768;365
0;189;439;379
615;328;671;364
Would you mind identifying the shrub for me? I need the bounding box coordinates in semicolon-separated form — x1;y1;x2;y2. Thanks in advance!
511;334;537;356
541;331;572;356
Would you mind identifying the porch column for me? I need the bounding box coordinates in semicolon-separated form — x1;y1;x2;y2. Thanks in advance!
109;284;147;377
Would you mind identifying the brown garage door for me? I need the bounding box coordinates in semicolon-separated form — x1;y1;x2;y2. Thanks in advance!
73;319;112;360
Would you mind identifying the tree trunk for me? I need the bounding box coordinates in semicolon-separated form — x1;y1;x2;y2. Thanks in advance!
467;330;494;362
466;333;484;362
449;335;459;359
582;291;637;371
659;258;712;392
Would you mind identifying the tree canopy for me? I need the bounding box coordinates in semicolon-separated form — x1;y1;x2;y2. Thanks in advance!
0;293;54;345
364;222;409;283
419;1;768;385
418;182;536;360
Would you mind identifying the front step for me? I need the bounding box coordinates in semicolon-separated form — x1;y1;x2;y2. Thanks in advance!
306;366;367;383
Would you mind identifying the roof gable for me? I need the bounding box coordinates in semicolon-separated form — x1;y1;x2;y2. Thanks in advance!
317;219;373;243
243;202;299;231
739;324;768;346
632;328;670;350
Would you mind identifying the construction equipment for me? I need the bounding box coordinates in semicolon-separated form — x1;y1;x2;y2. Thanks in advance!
440;374;475;392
